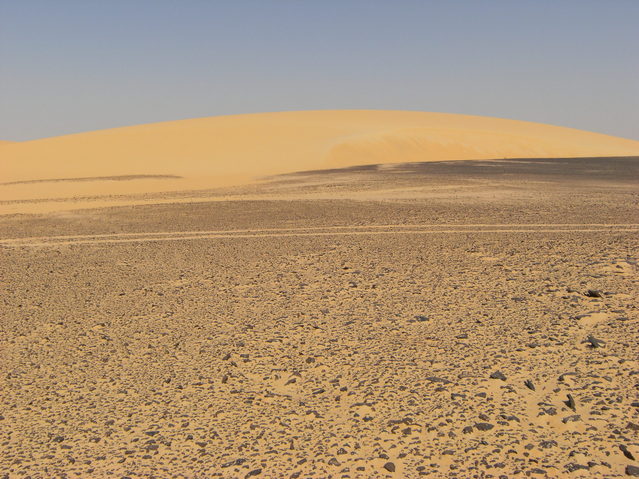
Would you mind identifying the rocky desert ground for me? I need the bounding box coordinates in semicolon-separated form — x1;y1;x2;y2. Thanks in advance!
1;156;638;478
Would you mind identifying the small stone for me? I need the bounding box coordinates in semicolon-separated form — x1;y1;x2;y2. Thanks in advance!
562;415;581;424
425;376;451;384
565;463;589;472
585;289;603;298
475;422;494;431
620;445;635;460
383;462;396;472
524;379;535;391
586;335;604;348
490;371;507;381
245;469;262;478
626;465;639;477
565;394;576;411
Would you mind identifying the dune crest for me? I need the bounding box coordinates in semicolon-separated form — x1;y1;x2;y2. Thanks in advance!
2;110;639;209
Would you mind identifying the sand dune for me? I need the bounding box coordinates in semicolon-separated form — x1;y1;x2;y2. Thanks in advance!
2;111;639;210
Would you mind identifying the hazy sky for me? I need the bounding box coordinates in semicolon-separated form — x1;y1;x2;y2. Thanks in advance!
1;0;638;141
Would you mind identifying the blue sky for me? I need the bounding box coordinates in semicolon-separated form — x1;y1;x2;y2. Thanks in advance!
1;0;638;141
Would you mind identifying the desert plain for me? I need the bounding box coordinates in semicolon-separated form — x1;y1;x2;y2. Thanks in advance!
1;111;639;478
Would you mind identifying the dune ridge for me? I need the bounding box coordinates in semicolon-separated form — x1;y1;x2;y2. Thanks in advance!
2;110;639;210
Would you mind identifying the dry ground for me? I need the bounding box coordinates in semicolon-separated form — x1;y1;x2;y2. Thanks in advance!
1;157;638;478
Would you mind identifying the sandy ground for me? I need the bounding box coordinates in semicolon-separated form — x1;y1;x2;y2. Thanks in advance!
1;157;638;478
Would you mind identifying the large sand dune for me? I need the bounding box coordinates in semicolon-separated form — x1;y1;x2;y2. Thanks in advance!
2;111;639;211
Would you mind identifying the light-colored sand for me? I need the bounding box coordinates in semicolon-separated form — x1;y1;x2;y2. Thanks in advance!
2;111;639;212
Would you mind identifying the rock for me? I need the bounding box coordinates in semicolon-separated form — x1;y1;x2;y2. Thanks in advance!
524;379;535;391
462;426;473;434
383;462;396;472
586;335;604;348
475;422;494;431
337;448;347;455
627;465;639;477
425;376;451;384
585;289;603;298
415;315;429;322
565;394;576;411
328;457;340;466
565;463;589;472
490;371;507;381
620;445;635;460
245;469;262;478
539;440;557;449
529;468;547;475
562;415;581;424
627;422;639;432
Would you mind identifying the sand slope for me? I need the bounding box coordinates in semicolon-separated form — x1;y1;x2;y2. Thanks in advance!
2;110;639;207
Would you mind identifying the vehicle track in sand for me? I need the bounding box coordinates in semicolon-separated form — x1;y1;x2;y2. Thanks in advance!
2;223;638;248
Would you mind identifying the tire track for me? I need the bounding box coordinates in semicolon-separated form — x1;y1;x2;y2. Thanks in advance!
1;224;638;248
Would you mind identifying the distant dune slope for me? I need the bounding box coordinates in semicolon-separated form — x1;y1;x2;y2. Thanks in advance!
2;110;639;206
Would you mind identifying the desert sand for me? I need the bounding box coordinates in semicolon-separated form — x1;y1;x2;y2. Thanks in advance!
1;112;639;478
2;110;639;213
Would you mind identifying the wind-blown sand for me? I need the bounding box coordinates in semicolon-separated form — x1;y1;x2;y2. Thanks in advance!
2;111;639;213
1;113;638;477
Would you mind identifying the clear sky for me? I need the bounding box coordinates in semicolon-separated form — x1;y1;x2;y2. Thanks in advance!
1;0;638;141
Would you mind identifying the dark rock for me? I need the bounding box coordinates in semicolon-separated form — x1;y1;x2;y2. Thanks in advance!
586;335;604;348
539;440;557;449
585;289;603;298
626;465;639;477
245;469;262;478
620;445;635;460
415;315;429;322
462;426;474;434
565;394;577;411
475;422;494;431
425;376;451;384
383;462;396;473
490;371;507;381
328;457;340;466
524;379;535;391
562;415;581;424
565;463;589;472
